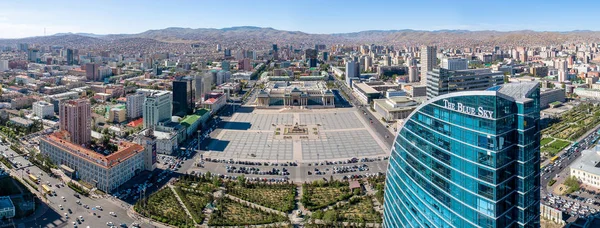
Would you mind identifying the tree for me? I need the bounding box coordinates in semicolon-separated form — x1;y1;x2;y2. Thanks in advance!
323;210;338;223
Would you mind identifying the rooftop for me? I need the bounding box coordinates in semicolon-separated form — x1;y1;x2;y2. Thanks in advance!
489;81;539;101
571;146;600;175
354;83;379;94
42;131;144;169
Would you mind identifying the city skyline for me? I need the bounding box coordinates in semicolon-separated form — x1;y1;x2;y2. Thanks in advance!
2;0;600;39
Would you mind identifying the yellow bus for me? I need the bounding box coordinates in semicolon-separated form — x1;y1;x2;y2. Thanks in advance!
42;184;51;194
550;156;559;163
29;174;39;183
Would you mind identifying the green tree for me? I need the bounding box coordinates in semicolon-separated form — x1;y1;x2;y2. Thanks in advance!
323;210;338;223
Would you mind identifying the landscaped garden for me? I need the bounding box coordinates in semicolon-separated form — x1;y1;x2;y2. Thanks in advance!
541;139;571;157
367;176;386;205
542;103;600;141
301;180;356;211
311;196;382;224
226;181;296;213
134;187;194;227
174;187;213;224
208;197;288;226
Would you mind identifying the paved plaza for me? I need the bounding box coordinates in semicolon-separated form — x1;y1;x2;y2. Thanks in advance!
204;108;389;162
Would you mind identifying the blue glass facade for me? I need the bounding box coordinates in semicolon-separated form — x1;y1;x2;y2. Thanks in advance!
383;83;541;228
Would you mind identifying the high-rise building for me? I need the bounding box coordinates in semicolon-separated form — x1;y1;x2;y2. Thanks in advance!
322;52;329;61
59;99;91;145
126;93;145;120
345;60;359;87
66;48;74;65
383;82;541;228
420;45;437;84
172;79;194;117
239;58;252;71
426;68;505;99
85;63;99;81
195;73;213;102
224;49;231;57
558;59;568;83
441;57;468;70
364;56;372;72
383;55;392;66
216;44;221;52
18;43;28;52
27;49;40;63
408;66;418;83
143;91;172;129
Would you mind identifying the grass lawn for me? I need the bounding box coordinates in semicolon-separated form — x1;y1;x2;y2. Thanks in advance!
542;140;570;156
134;188;193;227
227;182;296;212
208;197;288;226
540;138;553;146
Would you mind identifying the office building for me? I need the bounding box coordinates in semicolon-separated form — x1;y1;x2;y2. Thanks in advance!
442;57;468;70
33;101;55;119
85;63;99;81
238;58;252;71
420;45;437;84
172;79;194;117
383;82;541;228
126;93;145;120
373;96;419;121
540;88;566;108
143;91;172;129
59;99;91;145
426;68;505;99
18;43;28;52
195;73;212;103
345;60;359;87
66;48;74;65
40;130;149;193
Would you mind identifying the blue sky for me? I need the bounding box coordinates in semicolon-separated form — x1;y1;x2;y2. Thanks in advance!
0;0;594;38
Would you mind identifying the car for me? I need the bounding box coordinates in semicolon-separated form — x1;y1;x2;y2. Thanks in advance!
107;222;114;226
96;206;103;211
59;205;63;210
120;224;127;227
109;211;116;217
64;213;68;218
79;216;84;222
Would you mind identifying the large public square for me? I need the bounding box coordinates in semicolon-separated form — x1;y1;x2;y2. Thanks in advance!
203;107;390;163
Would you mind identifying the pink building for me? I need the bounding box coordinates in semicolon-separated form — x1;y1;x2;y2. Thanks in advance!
59;99;91;145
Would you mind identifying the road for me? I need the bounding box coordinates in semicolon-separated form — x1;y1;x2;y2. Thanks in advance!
332;77;395;147
541;127;600;195
1;143;141;228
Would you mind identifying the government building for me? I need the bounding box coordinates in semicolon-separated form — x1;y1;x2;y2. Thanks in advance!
383;82;541;228
256;81;335;108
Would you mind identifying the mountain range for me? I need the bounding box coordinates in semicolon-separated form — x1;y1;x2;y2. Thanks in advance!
2;26;600;49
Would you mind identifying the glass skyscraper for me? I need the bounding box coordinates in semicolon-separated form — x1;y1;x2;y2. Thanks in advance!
383;82;541;228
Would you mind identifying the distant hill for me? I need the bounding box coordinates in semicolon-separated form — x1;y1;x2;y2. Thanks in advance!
3;26;600;49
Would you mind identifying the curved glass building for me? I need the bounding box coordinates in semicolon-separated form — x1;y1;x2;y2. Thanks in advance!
383;82;541;228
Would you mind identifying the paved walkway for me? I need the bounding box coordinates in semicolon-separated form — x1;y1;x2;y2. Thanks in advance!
223;194;287;217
